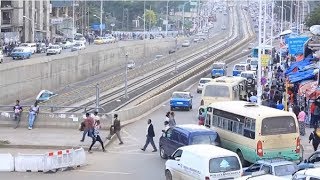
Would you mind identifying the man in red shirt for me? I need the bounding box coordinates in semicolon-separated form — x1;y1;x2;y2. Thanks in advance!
81;113;95;142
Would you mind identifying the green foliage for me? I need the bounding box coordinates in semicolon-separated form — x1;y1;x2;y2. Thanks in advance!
144;9;157;29
305;6;320;27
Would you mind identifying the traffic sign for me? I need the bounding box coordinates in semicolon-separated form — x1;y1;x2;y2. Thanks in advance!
261;54;270;67
288;36;309;55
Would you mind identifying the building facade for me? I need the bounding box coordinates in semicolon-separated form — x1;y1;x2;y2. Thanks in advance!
0;0;50;44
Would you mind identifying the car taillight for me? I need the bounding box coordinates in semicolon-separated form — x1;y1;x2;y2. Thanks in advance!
296;137;300;153
257;140;263;157
201;99;204;105
205;176;210;180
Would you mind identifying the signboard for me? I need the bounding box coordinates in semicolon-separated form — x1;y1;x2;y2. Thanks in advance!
50;18;63;25
190;1;197;6
91;23;106;30
261;54;270;67
288;36;309;55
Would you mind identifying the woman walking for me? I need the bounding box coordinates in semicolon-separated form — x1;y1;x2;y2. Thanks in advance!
298;106;306;136
88;120;106;153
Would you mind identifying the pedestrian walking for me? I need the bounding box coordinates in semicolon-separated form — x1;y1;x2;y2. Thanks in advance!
91;111;100;123
314;104;320;128
198;109;205;125
165;112;170;122
310;102;316;128
88;120;106;153
107;114;123;145
80;113;95;142
168;111;176;127
298;107;306;136
163;121;170;132
28;101;39;130
141;119;157;152
309;127;320;151
13;100;23;121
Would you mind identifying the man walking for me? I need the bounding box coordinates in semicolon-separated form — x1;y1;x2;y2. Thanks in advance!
107;114;123;145
13;100;23;128
141;119;157;152
80;113;95;142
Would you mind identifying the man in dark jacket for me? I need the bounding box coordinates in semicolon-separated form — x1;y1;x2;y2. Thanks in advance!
309;127;320;151
141;119;157;152
107;114;123;145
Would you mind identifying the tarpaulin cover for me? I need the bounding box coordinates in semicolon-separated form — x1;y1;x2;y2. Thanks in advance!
298;80;318;97
285;55;314;75
288;69;315;83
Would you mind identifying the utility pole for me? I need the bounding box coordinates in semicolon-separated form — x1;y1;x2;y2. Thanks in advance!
174;37;178;73
124;54;129;99
100;0;103;36
166;0;169;36
72;0;75;39
290;0;293;28
95;84;100;112
257;0;263;105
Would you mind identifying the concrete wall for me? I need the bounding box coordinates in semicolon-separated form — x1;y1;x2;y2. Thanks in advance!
0;39;177;104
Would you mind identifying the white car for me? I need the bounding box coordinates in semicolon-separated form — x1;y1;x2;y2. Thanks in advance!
104;36;116;43
197;78;213;93
60;41;74;49
165;144;242;180
46;45;62;55
292;167;320;180
74;37;86;45
182;40;190;47
127;60;135;69
71;43;86;51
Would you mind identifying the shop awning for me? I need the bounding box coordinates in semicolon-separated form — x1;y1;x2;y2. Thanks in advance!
285;55;314;75
298;80;318;98
288;69;316;83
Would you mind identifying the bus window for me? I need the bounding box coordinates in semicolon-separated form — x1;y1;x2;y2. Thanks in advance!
244;129;255;139
206;114;212;126
212;115;218;126
223;119;228;129
238;123;244;134
261;116;297;135
204;85;230;97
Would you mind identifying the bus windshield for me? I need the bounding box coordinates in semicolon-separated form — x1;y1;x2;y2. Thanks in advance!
212;64;224;69
251;60;258;65
204;85;230;98
261;116;297;135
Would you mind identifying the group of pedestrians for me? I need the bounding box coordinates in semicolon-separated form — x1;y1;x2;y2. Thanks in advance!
80;113;124;153
12;100;39;130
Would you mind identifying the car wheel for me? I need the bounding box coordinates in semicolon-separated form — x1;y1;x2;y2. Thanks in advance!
170;106;174;111
46;54;49;56
190;105;192;110
160;146;167;159
165;170;172;180
236;150;249;167
197;90;200;93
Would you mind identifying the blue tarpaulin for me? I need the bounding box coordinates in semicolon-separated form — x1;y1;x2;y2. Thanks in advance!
285;55;313;75
288;69;315;83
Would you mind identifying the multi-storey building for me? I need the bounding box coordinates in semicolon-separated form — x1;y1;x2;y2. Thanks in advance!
0;0;50;44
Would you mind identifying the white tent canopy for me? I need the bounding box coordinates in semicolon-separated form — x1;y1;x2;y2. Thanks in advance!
310;25;320;35
279;30;292;36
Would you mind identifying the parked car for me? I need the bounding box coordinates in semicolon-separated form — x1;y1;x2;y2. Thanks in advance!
182;40;191;47
104;36;116;43
237;173;287;180
74;37;86;45
243;159;299;178
11;47;32;60
292;167;320;180
71;43;86;52
193;37;200;42
170;91;193;111
46;45;62;55
159;124;220;159
36;43;47;53
298;150;320;170
60;41;74;49
165;144;242;180
36;90;57;103
197;78;213;93
20;43;37;54
127;60;135;69
169;48;176;54
94;37;105;45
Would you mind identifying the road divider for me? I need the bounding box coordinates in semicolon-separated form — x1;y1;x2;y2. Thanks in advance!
0;153;14;172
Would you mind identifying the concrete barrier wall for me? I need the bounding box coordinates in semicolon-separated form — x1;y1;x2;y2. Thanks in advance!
0;39;178;104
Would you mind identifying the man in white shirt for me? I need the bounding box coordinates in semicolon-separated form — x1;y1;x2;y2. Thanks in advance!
91;111;100;123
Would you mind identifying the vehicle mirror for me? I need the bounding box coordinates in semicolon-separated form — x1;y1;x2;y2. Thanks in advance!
175;157;181;161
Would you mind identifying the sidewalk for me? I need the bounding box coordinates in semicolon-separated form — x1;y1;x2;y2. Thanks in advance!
0;127;110;150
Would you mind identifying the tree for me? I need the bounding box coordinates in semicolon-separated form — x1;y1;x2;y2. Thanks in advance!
306;6;320;27
144;9;157;30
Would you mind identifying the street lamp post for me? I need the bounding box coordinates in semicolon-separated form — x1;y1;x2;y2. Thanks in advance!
23;16;35;43
182;1;190;34
257;0;263;105
166;0;169;36
124;53;129;99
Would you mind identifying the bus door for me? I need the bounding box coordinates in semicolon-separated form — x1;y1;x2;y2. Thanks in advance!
238;81;247;101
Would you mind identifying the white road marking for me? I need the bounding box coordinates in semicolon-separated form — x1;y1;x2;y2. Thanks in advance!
75;170;132;175
107;151;158;156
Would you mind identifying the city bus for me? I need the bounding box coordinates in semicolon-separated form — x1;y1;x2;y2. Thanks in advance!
200;76;247;107
204;101;301;166
251;45;275;58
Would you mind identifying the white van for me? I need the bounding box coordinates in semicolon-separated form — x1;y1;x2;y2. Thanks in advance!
165;144;242;180
20;43;37;54
292;167;320;180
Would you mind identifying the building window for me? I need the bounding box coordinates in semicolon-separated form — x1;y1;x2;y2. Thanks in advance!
1;1;12;8
2;11;11;25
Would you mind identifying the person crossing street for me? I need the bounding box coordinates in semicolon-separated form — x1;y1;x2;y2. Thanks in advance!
141;119;157;152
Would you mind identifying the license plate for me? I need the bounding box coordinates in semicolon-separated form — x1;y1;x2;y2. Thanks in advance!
176;102;183;105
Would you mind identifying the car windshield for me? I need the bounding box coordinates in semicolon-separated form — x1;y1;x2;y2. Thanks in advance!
234;65;246;71
261;116;297;135
62;42;67;44
20;44;28;47
13;49;23;52
49;46;59;49
251;61;258;65
183;40;189;43
190;134;217;145
209;156;241;173
200;79;211;84
212;64;224;69
74;44;81;47
172;93;189;99
241;73;254;79
204;85;230;98
274;164;298;176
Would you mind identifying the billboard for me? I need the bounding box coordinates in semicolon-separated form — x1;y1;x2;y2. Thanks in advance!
288;36;309;55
